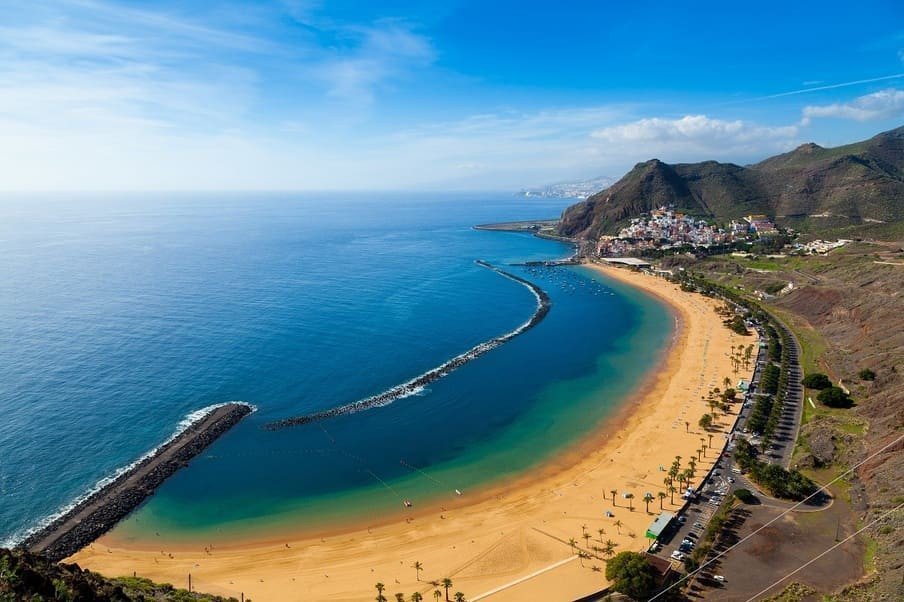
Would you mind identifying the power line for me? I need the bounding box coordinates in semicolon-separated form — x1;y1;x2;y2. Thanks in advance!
648;433;904;600
744;502;903;602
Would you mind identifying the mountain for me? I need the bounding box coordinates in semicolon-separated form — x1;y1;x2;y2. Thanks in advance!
558;126;904;239
518;175;616;199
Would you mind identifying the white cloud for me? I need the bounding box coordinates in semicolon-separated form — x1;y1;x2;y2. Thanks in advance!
801;88;904;124
588;115;799;163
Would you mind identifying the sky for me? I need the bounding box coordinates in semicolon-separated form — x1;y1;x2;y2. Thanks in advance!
0;0;902;191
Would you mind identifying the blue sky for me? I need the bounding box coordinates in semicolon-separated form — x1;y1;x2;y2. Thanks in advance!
0;0;902;190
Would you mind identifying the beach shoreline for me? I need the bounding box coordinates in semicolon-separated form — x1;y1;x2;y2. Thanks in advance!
71;263;755;602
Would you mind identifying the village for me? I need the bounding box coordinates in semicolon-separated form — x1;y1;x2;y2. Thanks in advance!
596;207;777;257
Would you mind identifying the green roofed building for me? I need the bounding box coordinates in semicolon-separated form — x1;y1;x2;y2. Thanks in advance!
645;511;675;539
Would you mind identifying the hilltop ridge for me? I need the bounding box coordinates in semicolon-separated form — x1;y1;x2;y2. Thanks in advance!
558;126;904;239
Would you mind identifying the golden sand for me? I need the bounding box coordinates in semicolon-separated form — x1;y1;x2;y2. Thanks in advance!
70;264;756;601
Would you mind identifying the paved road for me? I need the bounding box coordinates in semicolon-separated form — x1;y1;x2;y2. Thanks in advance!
650;314;808;566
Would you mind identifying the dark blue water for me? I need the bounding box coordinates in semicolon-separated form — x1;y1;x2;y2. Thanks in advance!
0;193;669;544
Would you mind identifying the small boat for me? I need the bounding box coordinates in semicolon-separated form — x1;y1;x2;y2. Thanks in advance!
455;489;462;496
404;500;413;508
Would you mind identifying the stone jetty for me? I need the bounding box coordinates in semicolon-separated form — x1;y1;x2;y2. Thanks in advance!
265;261;551;430
20;403;253;562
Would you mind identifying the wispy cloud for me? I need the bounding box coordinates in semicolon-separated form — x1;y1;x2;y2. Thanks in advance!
801;88;904;124
313;21;435;105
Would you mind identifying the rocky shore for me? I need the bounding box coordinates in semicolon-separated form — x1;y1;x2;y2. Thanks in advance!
20;403;253;562
265;261;551;430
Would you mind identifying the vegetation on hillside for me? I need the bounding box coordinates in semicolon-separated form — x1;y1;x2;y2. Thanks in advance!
0;548;241;602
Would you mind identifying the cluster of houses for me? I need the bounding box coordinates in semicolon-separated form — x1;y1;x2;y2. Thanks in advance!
796;238;851;254
595;207;779;257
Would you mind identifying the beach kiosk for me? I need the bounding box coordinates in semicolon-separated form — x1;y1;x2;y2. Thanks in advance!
645;511;675;540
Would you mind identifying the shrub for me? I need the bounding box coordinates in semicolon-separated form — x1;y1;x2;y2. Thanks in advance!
802;373;832;389
698;413;713;430
734;489;756;503
817;387;853;408
858;368;876;381
604;552;656;600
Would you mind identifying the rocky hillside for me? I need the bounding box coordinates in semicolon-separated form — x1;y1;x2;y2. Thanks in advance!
558;126;904;238
688;244;904;600
0;547;238;602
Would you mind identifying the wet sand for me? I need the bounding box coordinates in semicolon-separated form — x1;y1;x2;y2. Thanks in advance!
70;264;756;602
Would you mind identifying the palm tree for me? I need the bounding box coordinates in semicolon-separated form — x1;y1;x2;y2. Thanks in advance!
578;550;587;567
453;593;465;602
723;376;731;390
683;468;694;490
396;594;405;602
433;590;442;602
688;458;697;476
442;578;453;602
708;433;714;447
597;527;605;543
668;484;677;504
658;491;667;509
685;421;690;433
375;583;386;602
643;492;654;514
603;539;617;558
412;561;423;582
609;489;618;506
624;492;634;511
568;538;578;555
613;519;622;534
411;593;423;602
583;532;592;548
696;447;703;461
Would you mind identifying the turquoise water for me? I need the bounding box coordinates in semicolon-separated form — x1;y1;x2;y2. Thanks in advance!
0;193;670;544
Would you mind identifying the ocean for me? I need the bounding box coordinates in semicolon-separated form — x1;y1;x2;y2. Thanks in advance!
0;192;670;545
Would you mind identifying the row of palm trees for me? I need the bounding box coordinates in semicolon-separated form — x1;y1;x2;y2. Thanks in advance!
375;575;463;602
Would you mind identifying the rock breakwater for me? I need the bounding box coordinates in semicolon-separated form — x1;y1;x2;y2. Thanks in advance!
264;261;551;430
20;403;253;562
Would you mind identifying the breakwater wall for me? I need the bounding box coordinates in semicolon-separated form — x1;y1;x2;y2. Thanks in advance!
19;402;253;562
264;261;551;430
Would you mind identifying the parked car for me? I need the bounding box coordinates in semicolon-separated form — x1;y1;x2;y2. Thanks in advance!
671;551;685;561
714;575;726;583
677;515;687;524
693;522;704;529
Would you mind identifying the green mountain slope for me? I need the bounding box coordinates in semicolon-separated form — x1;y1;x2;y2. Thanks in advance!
558;126;904;239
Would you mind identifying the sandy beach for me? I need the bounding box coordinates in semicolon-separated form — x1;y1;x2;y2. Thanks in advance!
70;264;757;602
